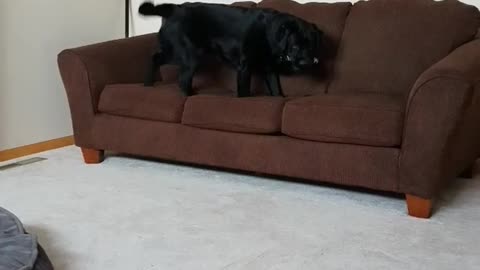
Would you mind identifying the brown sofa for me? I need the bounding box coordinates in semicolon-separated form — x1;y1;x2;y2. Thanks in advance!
58;0;480;218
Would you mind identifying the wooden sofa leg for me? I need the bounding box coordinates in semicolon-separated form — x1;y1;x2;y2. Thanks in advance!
406;194;432;219
81;148;104;164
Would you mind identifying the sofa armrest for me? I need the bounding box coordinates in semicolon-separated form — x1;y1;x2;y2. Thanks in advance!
400;39;480;199
58;34;157;109
58;34;157;147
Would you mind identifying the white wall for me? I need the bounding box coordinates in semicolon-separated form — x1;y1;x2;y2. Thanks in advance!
130;0;480;36
0;0;124;151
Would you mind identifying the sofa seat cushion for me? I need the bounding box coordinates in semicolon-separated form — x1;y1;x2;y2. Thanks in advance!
182;95;285;134
98;83;186;123
282;93;405;146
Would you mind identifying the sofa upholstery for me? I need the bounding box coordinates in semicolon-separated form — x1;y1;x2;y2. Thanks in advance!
99;83;186;123
182;95;285;134
58;0;480;218
91;114;400;193
282;93;404;147
329;0;480;95
400;38;480;198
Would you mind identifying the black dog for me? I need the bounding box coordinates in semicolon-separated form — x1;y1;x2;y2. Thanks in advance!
139;2;325;97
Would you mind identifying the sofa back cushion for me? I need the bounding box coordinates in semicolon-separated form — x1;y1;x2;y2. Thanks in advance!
257;0;352;96
329;0;480;96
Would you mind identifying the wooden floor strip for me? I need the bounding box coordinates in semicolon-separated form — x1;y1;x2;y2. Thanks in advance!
0;136;74;162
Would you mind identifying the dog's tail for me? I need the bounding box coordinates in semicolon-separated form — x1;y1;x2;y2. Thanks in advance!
139;2;176;17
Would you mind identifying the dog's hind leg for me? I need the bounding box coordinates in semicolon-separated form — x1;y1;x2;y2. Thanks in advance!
144;51;165;87
265;72;283;96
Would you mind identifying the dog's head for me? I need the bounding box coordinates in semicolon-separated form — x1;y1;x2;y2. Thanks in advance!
268;15;326;74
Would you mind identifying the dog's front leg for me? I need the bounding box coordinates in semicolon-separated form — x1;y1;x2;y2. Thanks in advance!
179;65;196;96
236;65;251;98
145;51;165;87
265;72;283;96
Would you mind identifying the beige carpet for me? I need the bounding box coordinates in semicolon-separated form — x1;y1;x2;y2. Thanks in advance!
0;146;479;270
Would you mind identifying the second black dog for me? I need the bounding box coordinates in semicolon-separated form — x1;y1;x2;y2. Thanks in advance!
139;2;325;97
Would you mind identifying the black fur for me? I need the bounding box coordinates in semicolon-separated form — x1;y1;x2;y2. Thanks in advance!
139;2;326;97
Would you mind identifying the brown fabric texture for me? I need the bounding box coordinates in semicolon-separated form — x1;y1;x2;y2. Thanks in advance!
58;34;158;147
282;93;404;147
92;114;400;192
99;83;186;123
60;34;159;109
182;95;285;134
400;39;480;199
257;0;352;96
448;86;480;179
58;50;97;148
329;0;480;95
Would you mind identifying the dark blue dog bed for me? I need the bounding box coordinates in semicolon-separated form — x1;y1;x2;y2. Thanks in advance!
0;207;54;270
